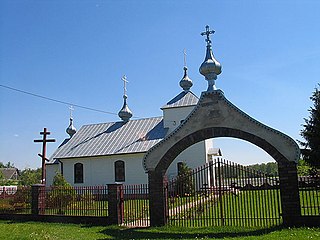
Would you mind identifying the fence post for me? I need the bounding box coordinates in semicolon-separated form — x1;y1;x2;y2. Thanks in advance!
278;161;301;226
148;170;168;226
107;184;124;225
31;184;46;215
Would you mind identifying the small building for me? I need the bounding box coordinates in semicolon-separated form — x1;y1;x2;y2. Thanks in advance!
0;168;19;181
46;66;221;186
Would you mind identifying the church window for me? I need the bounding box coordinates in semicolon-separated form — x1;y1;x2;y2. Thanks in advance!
74;163;83;183
115;160;125;182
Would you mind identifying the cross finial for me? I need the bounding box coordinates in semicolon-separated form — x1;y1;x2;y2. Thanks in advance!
183;49;187;67
201;25;215;46
69;106;74;119
122;75;128;96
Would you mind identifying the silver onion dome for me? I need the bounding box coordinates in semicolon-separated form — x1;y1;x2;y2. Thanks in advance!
66;117;76;137
118;95;133;122
179;66;193;91
199;25;222;91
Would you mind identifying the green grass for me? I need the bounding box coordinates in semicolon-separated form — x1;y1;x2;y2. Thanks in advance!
300;189;320;215
0;220;319;240
169;190;282;227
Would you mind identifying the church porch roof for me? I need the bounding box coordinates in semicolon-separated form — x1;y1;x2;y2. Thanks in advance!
161;91;199;109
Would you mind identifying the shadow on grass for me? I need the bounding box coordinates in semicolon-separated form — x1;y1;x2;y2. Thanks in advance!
95;225;283;240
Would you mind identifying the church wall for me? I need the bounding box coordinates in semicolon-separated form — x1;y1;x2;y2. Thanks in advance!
47;152;148;186
46;164;60;186
166;141;209;180
163;106;195;134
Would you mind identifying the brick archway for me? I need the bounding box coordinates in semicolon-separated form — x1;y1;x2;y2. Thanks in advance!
144;90;301;226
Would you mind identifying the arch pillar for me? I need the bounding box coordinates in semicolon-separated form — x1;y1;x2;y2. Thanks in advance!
148;170;168;226
144;90;301;226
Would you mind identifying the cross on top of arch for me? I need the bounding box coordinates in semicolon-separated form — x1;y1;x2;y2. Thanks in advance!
201;25;215;45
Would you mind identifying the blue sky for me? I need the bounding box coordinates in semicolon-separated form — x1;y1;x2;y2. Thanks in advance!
0;0;319;170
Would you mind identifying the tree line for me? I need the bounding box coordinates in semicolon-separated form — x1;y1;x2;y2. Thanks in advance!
0;161;42;186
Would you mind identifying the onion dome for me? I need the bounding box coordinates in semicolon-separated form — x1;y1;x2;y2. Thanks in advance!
66;117;76;137
118;75;133;122
199;25;222;91
179;66;193;91
118;94;133;122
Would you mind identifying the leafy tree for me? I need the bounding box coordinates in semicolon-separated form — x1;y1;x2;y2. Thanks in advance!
47;172;74;214
247;162;278;177
0;161;15;168
52;172;71;187
175;162;194;196
18;168;42;186
300;84;320;173
297;159;312;176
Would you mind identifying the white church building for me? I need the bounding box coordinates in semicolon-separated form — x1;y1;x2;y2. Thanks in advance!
46;58;221;187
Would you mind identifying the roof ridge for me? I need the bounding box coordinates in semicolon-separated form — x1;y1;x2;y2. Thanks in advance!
81;116;163;128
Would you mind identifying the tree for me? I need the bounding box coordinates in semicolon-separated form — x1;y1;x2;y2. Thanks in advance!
300;84;320;172
52;172;71;187
18;168;42;186
47;172;74;214
0;161;15;168
175;162;194;196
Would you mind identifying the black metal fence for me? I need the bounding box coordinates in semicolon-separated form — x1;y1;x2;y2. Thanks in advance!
299;176;320;216
0;186;31;214
122;184;149;227
44;186;108;216
167;158;282;227
1;166;318;227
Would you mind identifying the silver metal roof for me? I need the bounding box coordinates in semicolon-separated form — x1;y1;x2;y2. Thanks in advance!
208;148;222;156
49;117;167;160
161;91;199;109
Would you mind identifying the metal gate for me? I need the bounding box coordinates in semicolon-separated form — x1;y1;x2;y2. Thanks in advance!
167;158;282;227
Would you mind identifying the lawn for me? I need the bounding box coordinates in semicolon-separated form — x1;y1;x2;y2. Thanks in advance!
0;220;319;240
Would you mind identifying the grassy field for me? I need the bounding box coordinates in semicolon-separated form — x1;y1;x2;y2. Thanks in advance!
0;220;319;240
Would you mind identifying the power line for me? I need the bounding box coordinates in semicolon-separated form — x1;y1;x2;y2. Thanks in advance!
0;84;138;117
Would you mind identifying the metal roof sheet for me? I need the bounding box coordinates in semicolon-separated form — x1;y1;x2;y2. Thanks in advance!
161;91;199;109
50;117;167;160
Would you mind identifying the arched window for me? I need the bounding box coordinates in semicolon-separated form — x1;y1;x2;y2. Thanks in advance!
114;160;125;182
74;163;83;183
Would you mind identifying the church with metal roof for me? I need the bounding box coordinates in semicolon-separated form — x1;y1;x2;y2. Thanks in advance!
46;30;221;186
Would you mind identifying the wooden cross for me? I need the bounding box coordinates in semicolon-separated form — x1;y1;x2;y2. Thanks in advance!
201;25;215;45
34;128;56;184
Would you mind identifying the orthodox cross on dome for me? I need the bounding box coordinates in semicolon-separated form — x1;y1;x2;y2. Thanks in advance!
69;105;74;119
183;49;187;67
118;74;133;122
201;25;215;45
122;75;128;96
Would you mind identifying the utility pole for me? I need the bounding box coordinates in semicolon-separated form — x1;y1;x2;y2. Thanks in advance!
34;128;55;184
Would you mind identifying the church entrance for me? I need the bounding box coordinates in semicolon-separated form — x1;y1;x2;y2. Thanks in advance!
144;90;301;227
144;26;301;227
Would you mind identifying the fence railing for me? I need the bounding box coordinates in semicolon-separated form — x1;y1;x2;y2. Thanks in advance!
44;186;108;216
0;186;31;214
168;158;282;227
123;184;149;227
299;176;320;216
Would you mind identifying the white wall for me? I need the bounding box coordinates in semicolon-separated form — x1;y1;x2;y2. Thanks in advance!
163;106;195;134
47;152;148;186
162;104;213;180
46;163;60;186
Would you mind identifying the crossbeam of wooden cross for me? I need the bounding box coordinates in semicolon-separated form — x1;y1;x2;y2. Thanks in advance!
34;128;55;184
